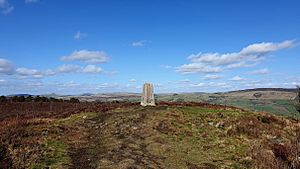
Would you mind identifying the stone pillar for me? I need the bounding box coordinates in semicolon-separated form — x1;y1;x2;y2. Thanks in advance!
141;83;155;106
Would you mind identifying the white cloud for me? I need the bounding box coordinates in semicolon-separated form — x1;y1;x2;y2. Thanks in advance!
203;74;222;80
132;40;146;47
0;58;14;75
0;0;14;14
190;82;231;89
177;40;294;74
0;79;6;84
25;0;39;4
129;79;137;82
57;64;80;73
246;68;270;75
240;40;294;54
16;68;39;76
60;50;109;63
230;76;245;81
16;67;55;78
226;62;258;69
176;63;222;74
74;31;87;40
82;65;102;73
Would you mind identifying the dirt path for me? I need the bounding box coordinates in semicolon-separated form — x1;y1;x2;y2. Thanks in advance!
67;106;167;169
67;111;110;169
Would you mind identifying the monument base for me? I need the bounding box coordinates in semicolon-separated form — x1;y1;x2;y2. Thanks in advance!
140;102;156;106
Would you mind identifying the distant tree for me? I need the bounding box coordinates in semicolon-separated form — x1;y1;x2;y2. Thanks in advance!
18;96;26;102
34;95;42;102
34;96;50;102
0;96;7;102
11;96;19;102
40;96;49;102
49;97;58;102
26;95;33;102
70;97;80;103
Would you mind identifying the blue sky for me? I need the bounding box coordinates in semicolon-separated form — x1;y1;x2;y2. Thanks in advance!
0;0;300;94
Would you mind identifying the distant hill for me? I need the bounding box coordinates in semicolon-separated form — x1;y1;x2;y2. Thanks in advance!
227;88;296;93
6;94;33;97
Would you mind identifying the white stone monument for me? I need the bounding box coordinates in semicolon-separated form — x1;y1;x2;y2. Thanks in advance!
141;83;155;106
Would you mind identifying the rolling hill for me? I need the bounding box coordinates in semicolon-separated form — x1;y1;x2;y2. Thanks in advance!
0;102;299;169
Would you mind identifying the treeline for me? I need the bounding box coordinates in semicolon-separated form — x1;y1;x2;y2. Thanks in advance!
0;95;80;103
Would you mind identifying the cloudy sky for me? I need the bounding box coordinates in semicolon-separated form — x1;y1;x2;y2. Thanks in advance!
0;0;300;95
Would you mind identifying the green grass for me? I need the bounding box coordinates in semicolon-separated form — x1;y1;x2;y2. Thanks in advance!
144;106;251;168
31;140;70;169
157;93;300;119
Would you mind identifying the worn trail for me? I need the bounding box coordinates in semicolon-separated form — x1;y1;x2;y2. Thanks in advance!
68;106;167;169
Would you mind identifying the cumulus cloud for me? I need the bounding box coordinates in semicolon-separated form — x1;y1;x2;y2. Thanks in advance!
60;50;109;63
0;0;14;14
16;68;55;78
74;31;87;40
203;74;222;80
82;65;102;73
25;0;39;3
1;58;104;79
57;64;102;74
246;68;270;75
230;76;245;81
57;64;80;73
0;58;14;75
177;40;294;74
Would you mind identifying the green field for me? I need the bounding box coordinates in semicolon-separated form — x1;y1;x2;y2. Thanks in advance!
156;93;300;119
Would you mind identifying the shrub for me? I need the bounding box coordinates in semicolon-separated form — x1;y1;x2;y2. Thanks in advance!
25;95;33;102
0;96;7;102
18;96;26;102
69;98;80;103
34;96;49;102
49;97;59;102
257;116;271;124
34;95;42;102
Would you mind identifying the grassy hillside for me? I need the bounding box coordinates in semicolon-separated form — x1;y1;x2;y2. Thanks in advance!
1;102;299;169
156;91;299;119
